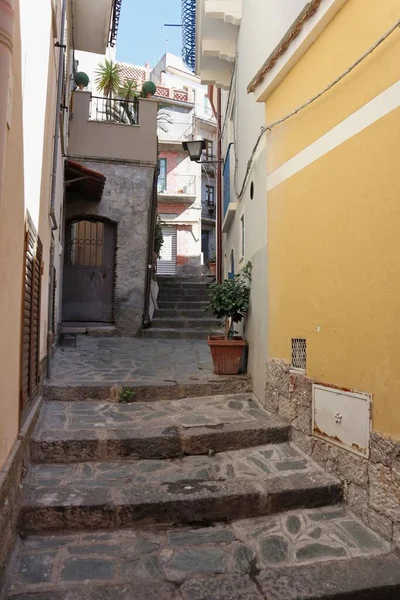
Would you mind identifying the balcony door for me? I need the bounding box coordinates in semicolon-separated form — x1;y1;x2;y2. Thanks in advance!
63;219;116;322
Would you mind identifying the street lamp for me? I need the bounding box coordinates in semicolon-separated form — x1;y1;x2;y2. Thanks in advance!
182;140;222;164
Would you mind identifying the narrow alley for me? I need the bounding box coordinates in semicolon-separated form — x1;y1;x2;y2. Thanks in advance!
1;0;400;598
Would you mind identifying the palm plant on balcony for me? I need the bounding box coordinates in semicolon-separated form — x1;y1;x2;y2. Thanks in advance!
95;59;121;121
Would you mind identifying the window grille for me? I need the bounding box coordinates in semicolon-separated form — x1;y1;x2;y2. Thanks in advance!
291;338;306;371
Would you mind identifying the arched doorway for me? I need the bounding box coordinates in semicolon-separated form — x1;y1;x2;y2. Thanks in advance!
62;218;116;322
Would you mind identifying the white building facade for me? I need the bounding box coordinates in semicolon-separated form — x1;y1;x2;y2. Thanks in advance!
195;0;309;397
151;53;217;275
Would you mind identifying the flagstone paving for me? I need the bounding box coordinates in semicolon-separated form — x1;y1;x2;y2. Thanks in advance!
51;337;221;385
5;507;392;598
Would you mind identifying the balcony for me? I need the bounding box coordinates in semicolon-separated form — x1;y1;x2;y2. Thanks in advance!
157;174;197;203
155;86;192;103
89;96;139;124
196;0;241;89
157;122;194;147
69;91;158;164
202;201;216;221
68;0;120;54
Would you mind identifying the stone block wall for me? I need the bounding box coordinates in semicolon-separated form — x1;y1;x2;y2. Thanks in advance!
264;359;400;547
66;160;155;336
0;397;42;581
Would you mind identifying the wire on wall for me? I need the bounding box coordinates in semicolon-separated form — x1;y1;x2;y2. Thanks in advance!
234;18;400;200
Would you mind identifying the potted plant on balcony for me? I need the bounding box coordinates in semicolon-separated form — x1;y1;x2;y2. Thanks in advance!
207;252;216;276
207;262;252;375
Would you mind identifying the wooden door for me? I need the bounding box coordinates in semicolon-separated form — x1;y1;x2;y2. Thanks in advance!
63;219;116;322
157;226;177;275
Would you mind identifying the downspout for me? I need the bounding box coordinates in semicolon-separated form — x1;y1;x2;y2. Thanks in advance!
216;88;222;283
47;0;67;379
142;162;159;329
49;0;67;232
0;0;14;205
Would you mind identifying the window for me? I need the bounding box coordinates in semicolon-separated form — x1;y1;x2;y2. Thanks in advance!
204;139;214;160
240;214;245;259
66;220;104;267
158;158;167;192
205;185;215;207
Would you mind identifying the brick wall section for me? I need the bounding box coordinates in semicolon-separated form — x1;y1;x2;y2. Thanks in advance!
157;203;187;216
264;359;400;547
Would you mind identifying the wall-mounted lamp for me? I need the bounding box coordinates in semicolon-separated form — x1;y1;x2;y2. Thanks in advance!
182;140;223;164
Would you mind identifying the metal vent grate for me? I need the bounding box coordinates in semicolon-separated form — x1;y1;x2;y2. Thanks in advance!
291;338;306;371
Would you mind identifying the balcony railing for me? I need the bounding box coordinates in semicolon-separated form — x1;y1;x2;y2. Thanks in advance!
155;86;191;102
157;122;193;142
89;96;139;125
157;174;196;196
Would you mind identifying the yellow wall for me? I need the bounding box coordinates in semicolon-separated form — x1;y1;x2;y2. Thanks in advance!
0;0;25;467
266;0;400;172
265;0;400;438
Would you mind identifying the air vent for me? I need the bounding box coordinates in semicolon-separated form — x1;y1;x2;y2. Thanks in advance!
291;338;306;371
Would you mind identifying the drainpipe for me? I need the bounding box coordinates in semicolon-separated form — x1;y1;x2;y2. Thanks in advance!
47;0;67;379
142;164;159;329
216;88;222;283
0;0;15;205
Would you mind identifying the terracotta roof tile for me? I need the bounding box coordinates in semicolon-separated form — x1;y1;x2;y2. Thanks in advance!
118;63;146;83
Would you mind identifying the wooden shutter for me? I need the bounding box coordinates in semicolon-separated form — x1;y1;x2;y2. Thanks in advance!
21;215;42;411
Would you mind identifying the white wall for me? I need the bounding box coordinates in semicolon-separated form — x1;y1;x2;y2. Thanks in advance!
20;0;53;227
221;0;308;397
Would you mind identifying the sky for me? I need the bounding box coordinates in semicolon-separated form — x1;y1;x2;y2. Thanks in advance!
116;0;183;67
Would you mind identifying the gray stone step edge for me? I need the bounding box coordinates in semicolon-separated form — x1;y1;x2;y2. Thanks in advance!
20;471;343;533
43;379;252;402
30;418;291;463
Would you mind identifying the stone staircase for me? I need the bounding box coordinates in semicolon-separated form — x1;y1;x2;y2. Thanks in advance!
2;386;400;599
142;276;222;340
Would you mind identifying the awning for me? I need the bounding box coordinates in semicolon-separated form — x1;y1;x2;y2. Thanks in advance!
65;160;106;203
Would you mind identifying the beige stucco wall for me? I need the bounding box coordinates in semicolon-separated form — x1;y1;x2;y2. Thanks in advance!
37;24;64;360
0;0;25;468
69;92;158;164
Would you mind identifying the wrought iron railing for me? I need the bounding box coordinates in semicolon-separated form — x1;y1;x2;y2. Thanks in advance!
157;174;196;196
89;96;139;125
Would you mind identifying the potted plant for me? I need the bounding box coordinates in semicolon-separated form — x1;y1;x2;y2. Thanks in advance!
207;262;252;374
207;252;217;276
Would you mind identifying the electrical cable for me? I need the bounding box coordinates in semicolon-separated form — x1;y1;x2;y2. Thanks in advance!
234;18;400;200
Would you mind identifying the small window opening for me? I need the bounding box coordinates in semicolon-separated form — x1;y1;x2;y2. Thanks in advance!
250;181;254;199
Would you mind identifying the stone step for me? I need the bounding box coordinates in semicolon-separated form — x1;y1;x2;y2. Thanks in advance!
141;328;220;340
155;308;212;318
151;318;221;330
157;301;209;310
6;508;398;600
159;282;211;291
21;445;342;533
157;293;210;302
158;276;214;284
31;394;290;463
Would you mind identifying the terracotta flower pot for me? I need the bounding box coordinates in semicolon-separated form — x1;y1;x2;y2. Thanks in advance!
208;336;246;375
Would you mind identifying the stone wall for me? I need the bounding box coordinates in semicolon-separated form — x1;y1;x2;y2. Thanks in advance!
66;160;156;336
264;359;400;547
0;396;42;582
